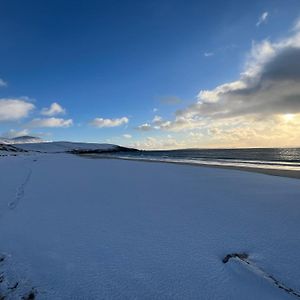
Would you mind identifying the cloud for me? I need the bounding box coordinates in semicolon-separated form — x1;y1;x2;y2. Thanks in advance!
27;117;73;128
130;135;184;150
123;134;132;139
158;25;300;129
41;102;66;116
293;19;300;31
151;115;172;130
132;114;300;149
0;99;35;122
201;115;300;148
152;115;163;124
136;123;152;131
136;114;204;132
90;117;129;128
134;21;300;147
256;12;269;27
204;52;214;57
0;79;7;87
184;40;300;120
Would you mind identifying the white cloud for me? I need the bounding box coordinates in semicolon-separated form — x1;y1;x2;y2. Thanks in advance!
137;114;205;132
90;117;129;128
204;52;214;57
136;123;152;131
256;12;269;27
153;108;158;113
41;102;66;116
0;79;7;87
198;80;247;103
0;99;35;122
131;135;183;150
27;117;73;128
293;19;300;31
152;115;163;124
123;134;132;139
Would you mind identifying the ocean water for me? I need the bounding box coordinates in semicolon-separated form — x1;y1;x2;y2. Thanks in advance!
113;148;300;171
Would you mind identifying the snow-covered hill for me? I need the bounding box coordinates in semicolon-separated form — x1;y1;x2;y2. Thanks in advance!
0;140;137;154
15;141;119;153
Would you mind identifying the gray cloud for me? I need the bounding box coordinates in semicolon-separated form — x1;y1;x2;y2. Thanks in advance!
261;47;300;81
134;22;300;148
175;32;300;122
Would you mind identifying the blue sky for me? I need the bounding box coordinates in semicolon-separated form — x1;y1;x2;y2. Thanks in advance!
1;0;300;148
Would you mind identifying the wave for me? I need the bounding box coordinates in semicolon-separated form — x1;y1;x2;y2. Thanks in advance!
110;154;300;171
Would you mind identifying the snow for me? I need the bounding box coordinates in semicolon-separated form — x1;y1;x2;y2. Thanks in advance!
1;151;300;299
0;144;26;156
16;141;117;153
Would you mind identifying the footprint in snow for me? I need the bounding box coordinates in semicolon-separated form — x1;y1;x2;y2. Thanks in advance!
8;168;32;210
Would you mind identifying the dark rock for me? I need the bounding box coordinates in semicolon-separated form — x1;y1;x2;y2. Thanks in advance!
222;252;249;263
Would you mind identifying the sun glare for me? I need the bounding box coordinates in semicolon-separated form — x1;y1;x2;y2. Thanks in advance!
283;114;295;122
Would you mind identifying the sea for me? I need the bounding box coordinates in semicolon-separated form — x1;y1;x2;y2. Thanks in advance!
112;147;300;171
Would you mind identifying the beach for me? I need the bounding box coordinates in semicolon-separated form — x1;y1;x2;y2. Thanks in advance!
1;152;300;299
2;2;300;299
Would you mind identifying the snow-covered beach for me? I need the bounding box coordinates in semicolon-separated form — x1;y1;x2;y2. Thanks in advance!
2;2;300;298
1;145;300;299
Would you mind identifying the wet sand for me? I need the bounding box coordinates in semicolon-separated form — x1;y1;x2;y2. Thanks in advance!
78;153;300;180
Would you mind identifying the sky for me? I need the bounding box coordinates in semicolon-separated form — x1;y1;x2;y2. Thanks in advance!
0;0;300;149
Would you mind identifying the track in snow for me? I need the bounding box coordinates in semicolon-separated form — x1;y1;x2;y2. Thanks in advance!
1;158;38;299
224;253;300;298
7;158;36;210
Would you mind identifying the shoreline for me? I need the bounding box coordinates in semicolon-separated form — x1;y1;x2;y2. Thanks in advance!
78;153;300;180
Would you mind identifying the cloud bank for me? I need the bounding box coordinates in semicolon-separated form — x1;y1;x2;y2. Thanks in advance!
135;22;300;148
177;31;300;122
150;25;300;129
